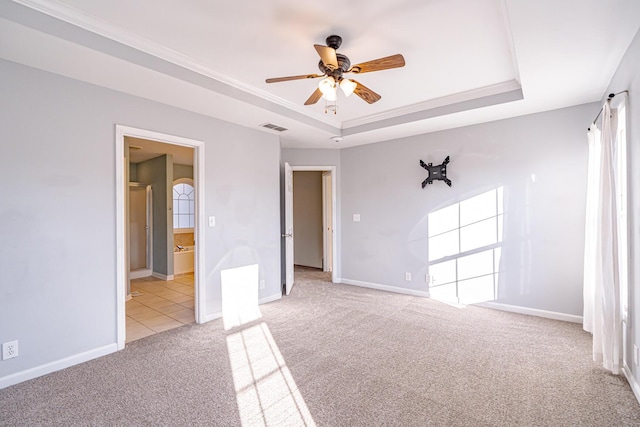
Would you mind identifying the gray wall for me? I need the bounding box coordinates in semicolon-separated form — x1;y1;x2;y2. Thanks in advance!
293;171;323;269
137;155;174;276
0;59;281;384
340;104;595;316
605;27;640;388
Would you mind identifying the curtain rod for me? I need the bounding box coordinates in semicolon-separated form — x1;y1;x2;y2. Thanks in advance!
588;90;629;131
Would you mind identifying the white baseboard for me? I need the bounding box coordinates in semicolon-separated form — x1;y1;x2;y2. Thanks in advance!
623;363;640;405
341;278;430;298
152;272;175;281
474;301;583;323
259;293;282;304
129;269;152;280
0;344;118;389
200;311;222;323
198;294;281;324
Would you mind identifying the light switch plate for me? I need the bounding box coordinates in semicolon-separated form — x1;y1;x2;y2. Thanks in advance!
353;214;360;222
208;216;215;227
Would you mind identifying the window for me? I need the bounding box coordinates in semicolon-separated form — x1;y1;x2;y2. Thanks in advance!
428;187;504;304
173;180;194;230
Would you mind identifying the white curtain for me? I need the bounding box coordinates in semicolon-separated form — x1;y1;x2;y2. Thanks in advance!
583;102;622;374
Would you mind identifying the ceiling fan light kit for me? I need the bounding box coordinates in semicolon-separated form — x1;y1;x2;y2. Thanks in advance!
318;76;337;100
339;78;357;97
266;35;405;113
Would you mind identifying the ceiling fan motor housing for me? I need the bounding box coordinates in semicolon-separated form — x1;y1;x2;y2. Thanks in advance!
318;53;351;80
326;35;342;49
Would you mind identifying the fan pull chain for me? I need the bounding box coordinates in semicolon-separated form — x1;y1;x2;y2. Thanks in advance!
324;99;338;115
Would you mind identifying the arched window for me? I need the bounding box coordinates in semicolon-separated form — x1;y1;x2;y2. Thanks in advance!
173;179;194;230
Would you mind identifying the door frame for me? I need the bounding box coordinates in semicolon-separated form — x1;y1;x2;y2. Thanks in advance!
322;171;333;273
289;165;337;283
284;163;294;295
115;125;206;350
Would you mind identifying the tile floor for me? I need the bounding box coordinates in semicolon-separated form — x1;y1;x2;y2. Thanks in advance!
125;273;195;343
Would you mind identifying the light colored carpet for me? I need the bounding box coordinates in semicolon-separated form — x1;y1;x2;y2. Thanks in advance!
1;266;639;426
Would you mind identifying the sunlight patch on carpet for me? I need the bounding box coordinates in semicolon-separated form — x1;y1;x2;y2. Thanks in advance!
226;322;316;427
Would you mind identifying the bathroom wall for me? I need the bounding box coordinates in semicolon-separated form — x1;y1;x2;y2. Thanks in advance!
173;163;193;180
129;162;138;182
174;233;194;247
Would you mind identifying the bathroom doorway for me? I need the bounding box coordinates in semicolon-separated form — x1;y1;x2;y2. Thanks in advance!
115;126;205;349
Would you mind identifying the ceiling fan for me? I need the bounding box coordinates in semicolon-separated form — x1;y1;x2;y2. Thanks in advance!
265;35;405;107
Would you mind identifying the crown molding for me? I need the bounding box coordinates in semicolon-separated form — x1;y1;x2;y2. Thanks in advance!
10;0;330;124
342;80;522;130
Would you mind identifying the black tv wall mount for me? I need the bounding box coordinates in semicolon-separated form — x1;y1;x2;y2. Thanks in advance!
420;156;451;187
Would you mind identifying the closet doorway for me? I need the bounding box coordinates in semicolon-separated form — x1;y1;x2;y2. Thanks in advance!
283;165;337;295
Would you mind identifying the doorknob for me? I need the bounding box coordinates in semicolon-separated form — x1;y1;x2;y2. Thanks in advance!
282;233;293;238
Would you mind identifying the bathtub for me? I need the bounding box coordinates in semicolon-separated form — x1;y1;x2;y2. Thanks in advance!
174;245;194;274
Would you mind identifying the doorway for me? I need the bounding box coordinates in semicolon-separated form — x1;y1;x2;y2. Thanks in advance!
283;164;337;295
115;126;205;350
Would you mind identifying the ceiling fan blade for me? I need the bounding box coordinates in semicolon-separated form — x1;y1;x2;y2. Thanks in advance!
266;73;324;83
314;44;338;70
349;54;405;74
304;88;323;105
352;80;382;104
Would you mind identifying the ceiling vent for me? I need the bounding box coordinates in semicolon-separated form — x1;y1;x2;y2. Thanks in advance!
260;123;288;132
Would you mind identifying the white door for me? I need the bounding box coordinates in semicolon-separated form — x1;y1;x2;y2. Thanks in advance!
129;184;152;280
129;185;147;270
284;162;294;295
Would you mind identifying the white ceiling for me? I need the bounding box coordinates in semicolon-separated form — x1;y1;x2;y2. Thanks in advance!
1;0;639;149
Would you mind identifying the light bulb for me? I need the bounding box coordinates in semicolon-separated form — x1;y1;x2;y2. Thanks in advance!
323;88;337;101
340;79;357;97
318;77;336;96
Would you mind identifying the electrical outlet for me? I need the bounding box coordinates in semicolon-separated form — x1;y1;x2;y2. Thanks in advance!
405;272;411;281
425;274;430;284
2;340;18;360
259;280;265;290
